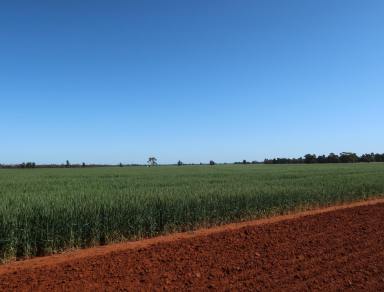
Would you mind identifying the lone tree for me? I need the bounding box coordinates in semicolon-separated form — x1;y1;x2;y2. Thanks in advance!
209;160;215;165
147;157;158;167
177;160;183;166
66;160;70;168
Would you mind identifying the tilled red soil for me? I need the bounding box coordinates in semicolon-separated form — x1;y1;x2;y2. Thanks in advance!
1;199;384;291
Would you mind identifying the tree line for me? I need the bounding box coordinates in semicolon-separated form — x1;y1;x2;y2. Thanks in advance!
264;152;384;164
1;152;383;169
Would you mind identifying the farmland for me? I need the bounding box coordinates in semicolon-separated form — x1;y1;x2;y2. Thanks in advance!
2;199;383;290
1;163;384;262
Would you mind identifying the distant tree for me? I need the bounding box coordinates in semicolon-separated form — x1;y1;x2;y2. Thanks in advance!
82;162;86;167
316;155;327;163
360;153;374;163
339;152;358;163
326;153;339;163
209;160;215;165
292;158;302;164
374;153;384;162
147;157;158;167
119;162;123;167
177;160;183;166
66;160;70;168
304;154;317;164
25;162;36;168
242;159;247;164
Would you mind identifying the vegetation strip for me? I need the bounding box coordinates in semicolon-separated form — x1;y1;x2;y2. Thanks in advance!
1;200;384;291
1;164;384;262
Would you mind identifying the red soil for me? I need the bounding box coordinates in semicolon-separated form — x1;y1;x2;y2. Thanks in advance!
1;198;384;291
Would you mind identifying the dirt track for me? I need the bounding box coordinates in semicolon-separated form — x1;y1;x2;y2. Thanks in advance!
1;199;384;291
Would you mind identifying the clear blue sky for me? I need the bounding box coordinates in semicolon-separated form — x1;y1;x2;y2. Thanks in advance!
1;0;383;164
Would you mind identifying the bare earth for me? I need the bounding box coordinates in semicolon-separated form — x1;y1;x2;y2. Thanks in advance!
1;198;384;291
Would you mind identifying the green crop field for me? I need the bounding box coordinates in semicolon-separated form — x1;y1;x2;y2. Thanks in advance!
1;163;384;262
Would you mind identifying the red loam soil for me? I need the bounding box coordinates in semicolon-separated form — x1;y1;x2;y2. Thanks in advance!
1;198;384;291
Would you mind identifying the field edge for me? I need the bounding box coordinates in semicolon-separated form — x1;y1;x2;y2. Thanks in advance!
1;195;383;275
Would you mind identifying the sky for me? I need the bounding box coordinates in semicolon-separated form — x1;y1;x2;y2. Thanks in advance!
1;0;384;164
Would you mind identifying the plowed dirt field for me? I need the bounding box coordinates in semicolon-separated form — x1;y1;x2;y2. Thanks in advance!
1;199;384;291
